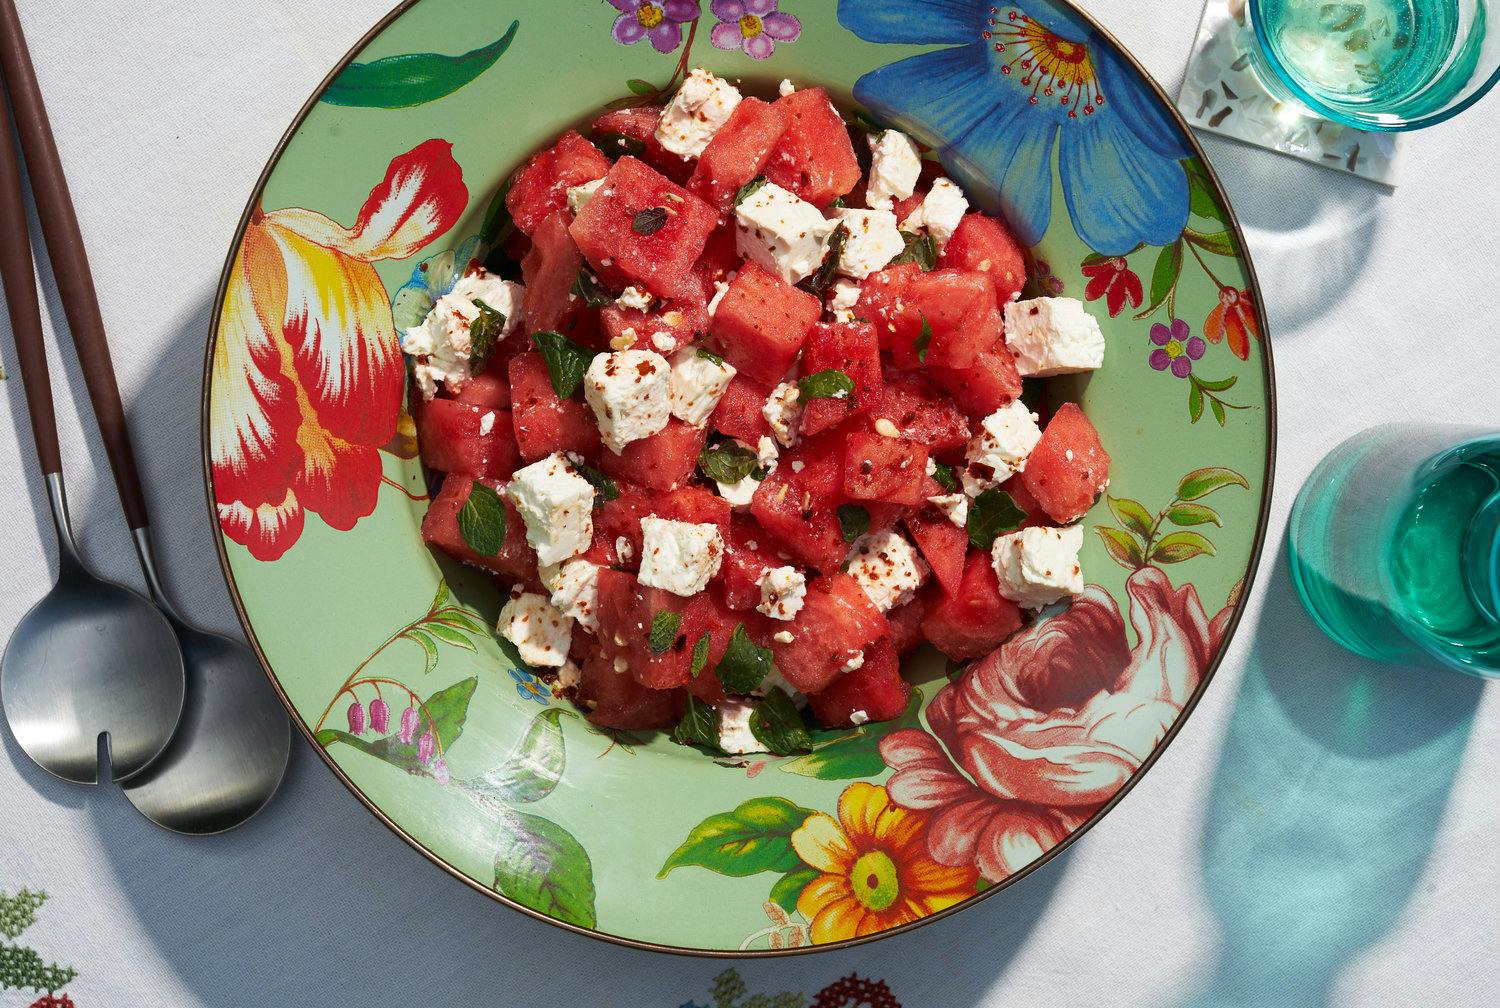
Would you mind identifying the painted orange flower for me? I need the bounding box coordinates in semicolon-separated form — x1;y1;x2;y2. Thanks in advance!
790;782;977;943
1203;286;1260;361
211;140;467;561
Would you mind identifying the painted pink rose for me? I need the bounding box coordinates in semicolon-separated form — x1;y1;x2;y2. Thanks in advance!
881;566;1236;882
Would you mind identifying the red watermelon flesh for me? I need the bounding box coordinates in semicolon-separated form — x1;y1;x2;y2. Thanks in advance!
843;431;929;507
421;475;536;582
939;213;1028;307
454;371;510;409
904;508;967;596
416;399;519;480
886;269;1003;370
507;353;603;462
600;299;709;356
800;320;883;436
926;338;1023;419
718;516;784;611
590;105;695;184
807;640;910;728
506;130;612;237
711;263;821;384
688;97;789;210
1021;403;1111;524
521;210;583;334
711;374;774;443
867;372;971;455
770;574;890;695
598;417;707;490
764;88;861;206
578;651;684;730
920;552;1025;662
884;596;927;655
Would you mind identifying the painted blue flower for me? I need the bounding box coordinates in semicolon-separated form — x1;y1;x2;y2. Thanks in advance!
838;0;1191;255
511;668;553;705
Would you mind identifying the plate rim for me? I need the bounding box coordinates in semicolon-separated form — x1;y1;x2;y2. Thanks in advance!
199;0;1279;958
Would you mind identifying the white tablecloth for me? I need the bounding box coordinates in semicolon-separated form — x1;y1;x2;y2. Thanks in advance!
1;2;1496;1006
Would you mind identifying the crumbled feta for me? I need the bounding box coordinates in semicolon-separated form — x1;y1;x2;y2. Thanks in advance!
899;177;969;250
497;591;573;668
617;285;653;311
610;326;639;351
846;530;929;613
850;709;870;726
507;454;595;565
962;401;1042;496
566;178;603;215
717;436;777;505
992;525;1085;609
717;699;767;754
402;268;523;399
790;460;805;473
478;410;497;436
772;630;795;644
841;651;865;672
734;181;835;285
655;67;741;158
615;536;634;563
831;208;904;279
652;331;674;352
827;277;862;321
763;382;804;448
1003;297;1106;377
778;79;796;97
547;558;602;633
555;660;583;691
707;280;731;317
757;566;807;621
669;347;737;426
584;349;672;453
638;516;725;596
928;493;969;529
865;130;922;210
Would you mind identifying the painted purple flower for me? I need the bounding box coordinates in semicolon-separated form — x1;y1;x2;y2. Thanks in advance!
1149;319;1205;379
368;698;390;735
417;730;436;765
610;0;701;54
346;701;366;736
398;705;420;745
709;0;801;58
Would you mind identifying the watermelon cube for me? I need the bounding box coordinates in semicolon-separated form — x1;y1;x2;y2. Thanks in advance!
600;299;709;356
904;509;967;596
590;105;695;184
800;321;883;436
598;417;707;491
999;475;1049;529
807;640;910;728
867;372;972;454
920;552;1025;661
687;222;741;303
939;213;1028;307
764;88;861;206
884;596;927;655
926;339;1023;418
711;262;820;384
854;263;921;348
596;569;715;690
421;474;537;582
886;269;1004;370
521;210;584;334
770;574;889;694
454;371;510;409
506;130;612;237
1020;402;1112;524
578;651;684;730
508;353;603;462
416;399;519;480
688;97;789;210
750;467;847;573
717;516;783;611
711;374;774;443
589;482;653;571
843;431;929;507
568;157;719;300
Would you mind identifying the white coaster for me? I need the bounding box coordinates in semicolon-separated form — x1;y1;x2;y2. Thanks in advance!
1178;0;1405;186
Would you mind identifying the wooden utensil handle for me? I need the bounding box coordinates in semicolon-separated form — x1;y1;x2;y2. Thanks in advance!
0;0;149;529
0;84;59;475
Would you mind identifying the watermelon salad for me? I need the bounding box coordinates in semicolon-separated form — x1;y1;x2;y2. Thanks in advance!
403;69;1112;757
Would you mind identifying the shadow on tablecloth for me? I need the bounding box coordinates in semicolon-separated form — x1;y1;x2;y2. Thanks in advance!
1183;536;1482;1008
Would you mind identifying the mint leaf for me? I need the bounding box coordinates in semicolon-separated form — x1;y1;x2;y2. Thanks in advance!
574;461;619;505
734;175;768;206
632;207;668;235
571;269;612;308
750;689;814;757
828;196;846;209
699;439;761;485
457;482;506;556
715;624;776;694
968;488;1028;550
931;461;960;493
530;330;594;399
689;632;712;679
913;311;933;364
836;503;870;543
797;223;848;297
671;695;722;750
648;611;682;655
797;369;855;401
890;230;937;271
469;298;507;375
594;130;646;160
696;347;726;366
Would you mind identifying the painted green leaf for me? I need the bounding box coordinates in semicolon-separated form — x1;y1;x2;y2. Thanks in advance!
480;177;515;250
405;628;440;674
321;21;520;109
1186;159;1225;223
494;808;596;928
1150;530;1217;564
1185;228;1237;257
434;609;489;636
781;692;919;780
1166;502;1222;527
1196;374;1238;393
1135;239;1182;319
1096;526;1147;570
1211;397;1228;426
319;677;477;775
424;622;476;652
1177;467;1250;501
462;707;567;805
431;580;452;612
1107;496;1154;541
769;868;821;912
626;77;658;96
1189;381;1205;424
658;797;815;878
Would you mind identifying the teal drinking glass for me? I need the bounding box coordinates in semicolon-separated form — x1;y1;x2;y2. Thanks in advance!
1245;0;1500;130
1287;425;1500;677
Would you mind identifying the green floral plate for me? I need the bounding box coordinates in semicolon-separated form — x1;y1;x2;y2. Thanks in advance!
204;0;1275;954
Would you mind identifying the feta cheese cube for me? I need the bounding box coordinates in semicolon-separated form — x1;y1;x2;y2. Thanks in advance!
865;130;921;210
846;530;929;613
831;208;904;279
616;285;653;311
717;698;767;754
850;709;870;726
566;178;602;215
584;349;672;453
734;181;835;285
717;436;777;506
762;382;803;448
402;268;523;399
655;67;741;158
638;516;725;596
899;177;969;250
669;347;737;427
497;591;573;668
507;453;595;565
545;558;602;632
992;525;1085;609
927;493;969;529
962;400;1042;496
757;566;807;621
1003;297;1106;377
778;79;796;97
